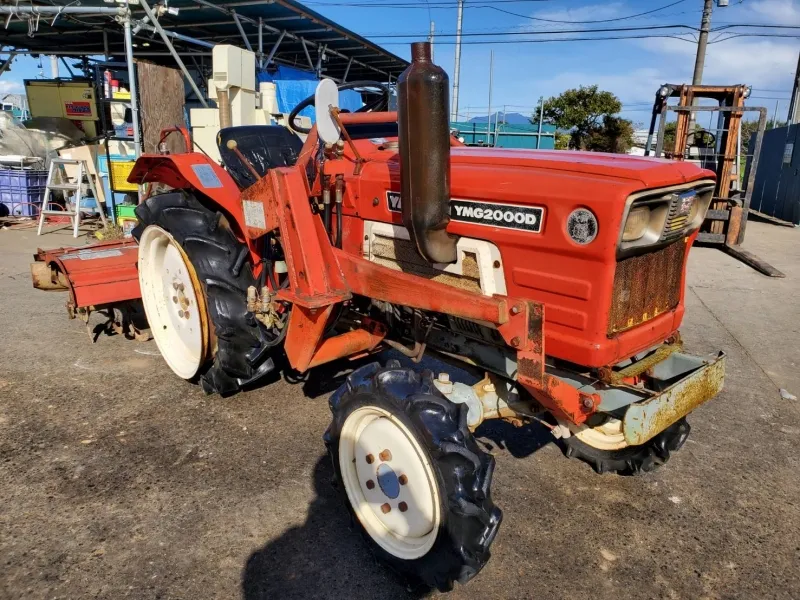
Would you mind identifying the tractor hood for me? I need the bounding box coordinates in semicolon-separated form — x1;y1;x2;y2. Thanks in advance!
450;147;712;189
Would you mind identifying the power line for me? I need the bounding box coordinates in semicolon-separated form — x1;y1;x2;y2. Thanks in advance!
379;33;698;45
359;21;800;40
305;0;555;6
363;24;700;38
485;0;689;24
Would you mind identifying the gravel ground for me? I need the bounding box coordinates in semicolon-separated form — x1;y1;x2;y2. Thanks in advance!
1;221;798;600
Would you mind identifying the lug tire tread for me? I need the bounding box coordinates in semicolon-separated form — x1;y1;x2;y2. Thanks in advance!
324;361;502;592
132;191;275;396
560;417;691;475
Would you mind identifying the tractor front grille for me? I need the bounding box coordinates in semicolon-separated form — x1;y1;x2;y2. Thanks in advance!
608;241;686;335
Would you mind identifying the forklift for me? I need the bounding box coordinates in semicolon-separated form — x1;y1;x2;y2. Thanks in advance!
645;83;784;277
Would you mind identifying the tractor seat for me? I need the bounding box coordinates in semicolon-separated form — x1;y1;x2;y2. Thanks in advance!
217;125;303;189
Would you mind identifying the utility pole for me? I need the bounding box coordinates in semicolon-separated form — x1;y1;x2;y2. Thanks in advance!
692;0;713;87
487;49;493;146
788;51;800;124
428;21;435;62
450;0;463;122
690;0;725;131
537;96;544;149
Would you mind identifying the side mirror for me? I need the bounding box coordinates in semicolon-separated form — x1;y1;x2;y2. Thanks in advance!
314;78;341;144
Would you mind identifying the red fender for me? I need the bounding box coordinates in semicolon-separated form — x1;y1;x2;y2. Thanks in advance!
128;153;250;240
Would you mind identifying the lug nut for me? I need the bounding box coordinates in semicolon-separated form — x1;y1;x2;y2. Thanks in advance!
172;282;179;290
582;397;594;409
178;310;185;318
365;453;374;464
379;449;392;462
366;480;375;490
177;283;185;292
437;372;450;383
381;503;391;514
510;336;521;347
184;311;190;319
172;296;178;304
398;474;408;486
398;502;408;513
511;305;521;315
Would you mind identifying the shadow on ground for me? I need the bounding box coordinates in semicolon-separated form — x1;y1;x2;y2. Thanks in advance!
475;418;555;459
241;456;429;600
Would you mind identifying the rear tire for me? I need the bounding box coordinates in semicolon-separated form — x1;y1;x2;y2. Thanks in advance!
324;361;502;592
560;416;691;475
133;191;278;396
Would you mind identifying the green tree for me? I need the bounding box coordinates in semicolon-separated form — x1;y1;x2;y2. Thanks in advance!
585;115;635;153
536;85;632;152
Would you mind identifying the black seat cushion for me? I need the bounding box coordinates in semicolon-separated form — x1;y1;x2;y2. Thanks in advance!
217;126;303;189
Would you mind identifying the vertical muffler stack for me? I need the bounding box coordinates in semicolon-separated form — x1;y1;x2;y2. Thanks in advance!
397;41;458;264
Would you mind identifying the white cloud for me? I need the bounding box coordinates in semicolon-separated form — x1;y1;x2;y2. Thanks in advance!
0;80;23;96
640;36;798;91
515;2;625;33
534;1;624;22
745;0;800;25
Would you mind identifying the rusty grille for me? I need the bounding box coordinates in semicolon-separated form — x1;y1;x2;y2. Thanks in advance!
608;241;686;335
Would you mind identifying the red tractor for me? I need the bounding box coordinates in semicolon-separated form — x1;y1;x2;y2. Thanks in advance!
100;43;724;590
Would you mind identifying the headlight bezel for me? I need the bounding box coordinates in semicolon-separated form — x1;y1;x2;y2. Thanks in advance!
617;181;715;257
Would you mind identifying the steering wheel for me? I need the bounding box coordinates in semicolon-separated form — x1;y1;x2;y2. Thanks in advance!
287;80;391;134
690;129;716;149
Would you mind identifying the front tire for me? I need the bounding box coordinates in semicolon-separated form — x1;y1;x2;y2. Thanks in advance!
560;416;691;475
324;361;502;592
134;191;278;396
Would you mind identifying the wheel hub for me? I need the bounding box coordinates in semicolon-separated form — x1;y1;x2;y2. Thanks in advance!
568;417;629;451
339;406;440;559
138;226;209;379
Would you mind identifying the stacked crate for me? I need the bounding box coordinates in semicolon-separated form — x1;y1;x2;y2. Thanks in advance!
0;168;48;217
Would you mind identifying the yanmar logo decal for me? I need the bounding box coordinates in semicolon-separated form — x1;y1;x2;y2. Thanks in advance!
386;192;544;233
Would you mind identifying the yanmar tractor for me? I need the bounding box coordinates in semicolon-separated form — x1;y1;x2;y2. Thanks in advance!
125;43;724;590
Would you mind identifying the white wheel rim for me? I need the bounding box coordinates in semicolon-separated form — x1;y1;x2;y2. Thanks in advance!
569;418;629;451
339;406;441;560
138;225;209;379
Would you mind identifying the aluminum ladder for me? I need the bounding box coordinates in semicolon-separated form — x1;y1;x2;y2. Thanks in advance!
37;158;107;238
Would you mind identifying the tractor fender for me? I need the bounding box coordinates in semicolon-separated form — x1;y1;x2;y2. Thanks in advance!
128;153;250;240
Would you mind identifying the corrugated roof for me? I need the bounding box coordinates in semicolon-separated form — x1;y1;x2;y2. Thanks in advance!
0;0;409;82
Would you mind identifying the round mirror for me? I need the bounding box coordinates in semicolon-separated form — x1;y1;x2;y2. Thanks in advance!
315;78;341;144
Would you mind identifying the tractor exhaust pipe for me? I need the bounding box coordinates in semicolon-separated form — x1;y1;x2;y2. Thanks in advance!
398;41;458;264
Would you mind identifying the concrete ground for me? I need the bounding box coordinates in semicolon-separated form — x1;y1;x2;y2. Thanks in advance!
0;220;798;600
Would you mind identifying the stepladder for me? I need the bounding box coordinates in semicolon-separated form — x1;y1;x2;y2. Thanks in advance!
37;158;107;238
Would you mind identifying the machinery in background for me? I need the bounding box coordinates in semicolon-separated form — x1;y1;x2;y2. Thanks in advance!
190;45;311;163
645;83;783;277
24;78;100;138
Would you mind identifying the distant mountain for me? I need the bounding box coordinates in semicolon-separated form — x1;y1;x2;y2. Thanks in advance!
468;111;531;125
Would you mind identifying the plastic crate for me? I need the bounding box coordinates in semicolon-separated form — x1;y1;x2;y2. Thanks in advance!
109;161;138;192
97;154;127;175
100;174;129;219
116;204;137;219
0;168;48;217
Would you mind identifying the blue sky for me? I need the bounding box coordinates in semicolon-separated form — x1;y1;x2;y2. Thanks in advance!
2;0;799;126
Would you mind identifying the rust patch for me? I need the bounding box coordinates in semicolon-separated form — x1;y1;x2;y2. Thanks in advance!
623;354;725;445
527;301;544;355
609;241;686;335
599;341;683;385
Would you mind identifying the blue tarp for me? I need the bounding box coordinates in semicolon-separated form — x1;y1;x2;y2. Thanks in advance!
257;66;362;121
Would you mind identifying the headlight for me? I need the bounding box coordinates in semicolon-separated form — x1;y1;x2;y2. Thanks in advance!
622;206;651;241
